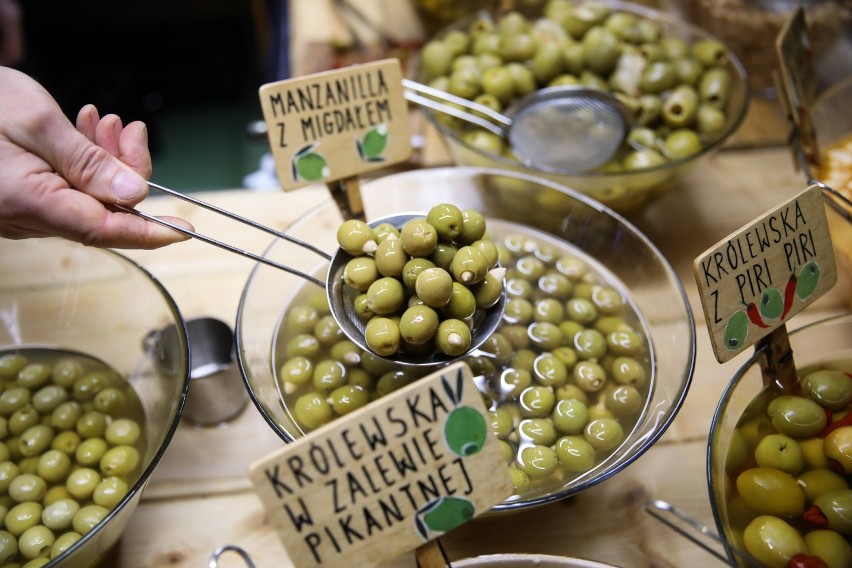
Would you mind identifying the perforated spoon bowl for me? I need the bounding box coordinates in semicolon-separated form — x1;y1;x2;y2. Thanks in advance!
403;80;631;174
122;186;506;368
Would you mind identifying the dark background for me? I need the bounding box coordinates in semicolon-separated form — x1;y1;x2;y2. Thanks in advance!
16;0;278;190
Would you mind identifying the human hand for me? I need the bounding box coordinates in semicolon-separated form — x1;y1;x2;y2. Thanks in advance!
0;66;193;249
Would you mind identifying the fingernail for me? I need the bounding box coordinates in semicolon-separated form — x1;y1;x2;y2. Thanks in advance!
113;170;146;200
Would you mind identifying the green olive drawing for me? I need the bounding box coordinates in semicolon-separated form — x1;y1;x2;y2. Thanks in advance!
291;144;329;182
357;124;389;162
724;310;749;351
758;287;783;320
444;406;488;457
796;261;820;300
414;496;475;540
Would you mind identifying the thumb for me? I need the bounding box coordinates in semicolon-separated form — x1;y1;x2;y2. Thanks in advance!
49;126;150;207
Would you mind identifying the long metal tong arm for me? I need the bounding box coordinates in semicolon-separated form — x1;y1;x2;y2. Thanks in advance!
114;183;330;288
402;78;510;137
148;182;331;259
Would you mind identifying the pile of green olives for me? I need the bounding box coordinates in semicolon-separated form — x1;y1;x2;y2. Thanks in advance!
277;221;652;504
0;349;146;566
419;0;736;174
722;364;852;568
336;202;505;358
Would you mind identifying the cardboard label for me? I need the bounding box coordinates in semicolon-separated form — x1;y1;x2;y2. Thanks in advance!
694;185;837;363
248;362;513;568
258;59;412;191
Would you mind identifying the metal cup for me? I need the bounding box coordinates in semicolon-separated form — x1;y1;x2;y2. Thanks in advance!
153;317;249;426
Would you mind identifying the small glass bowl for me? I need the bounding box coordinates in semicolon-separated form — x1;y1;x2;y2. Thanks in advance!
707;313;852;566
237;166;695;512
0;237;190;567
416;0;750;214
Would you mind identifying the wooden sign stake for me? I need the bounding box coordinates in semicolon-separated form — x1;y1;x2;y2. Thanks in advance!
415;538;449;568
327;176;366;222
755;325;798;390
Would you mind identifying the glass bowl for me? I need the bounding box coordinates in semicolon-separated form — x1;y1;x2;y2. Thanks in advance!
416;0;750;214
810;74;852;292
237;166;695;512
707;313;852;567
455;553;619;568
0;237;190;567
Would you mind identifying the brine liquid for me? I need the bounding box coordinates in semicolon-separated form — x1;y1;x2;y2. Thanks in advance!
272;219;654;503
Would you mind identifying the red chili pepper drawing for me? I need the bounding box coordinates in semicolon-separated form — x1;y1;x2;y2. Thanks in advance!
744;301;769;328
781;271;798;320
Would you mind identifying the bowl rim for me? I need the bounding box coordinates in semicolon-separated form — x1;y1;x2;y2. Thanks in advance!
420;0;752;179
32;240;192;567
705;312;852;565
236;166;696;511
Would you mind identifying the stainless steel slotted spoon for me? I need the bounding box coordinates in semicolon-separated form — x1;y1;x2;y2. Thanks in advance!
120;183;505;367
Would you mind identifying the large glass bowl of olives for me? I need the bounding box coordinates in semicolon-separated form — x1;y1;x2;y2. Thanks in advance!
237;166;695;512
416;0;750;214
707;313;852;567
0;237;190;567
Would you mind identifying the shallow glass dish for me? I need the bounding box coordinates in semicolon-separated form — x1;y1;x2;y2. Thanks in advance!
237;166;695;512
417;0;750;214
707;313;852;566
0;237;190;567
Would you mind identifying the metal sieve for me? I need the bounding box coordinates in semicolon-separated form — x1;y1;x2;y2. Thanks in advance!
403;80;631;174
120;185;505;368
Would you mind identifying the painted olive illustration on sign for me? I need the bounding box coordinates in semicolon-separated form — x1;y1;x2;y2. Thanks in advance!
414;495;475;540
357;124;388;162
441;370;488;457
724;309;749;351
796;261;820;300
758;287;784;321
291;143;330;182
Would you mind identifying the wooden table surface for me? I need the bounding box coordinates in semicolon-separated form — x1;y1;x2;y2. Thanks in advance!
110;101;851;568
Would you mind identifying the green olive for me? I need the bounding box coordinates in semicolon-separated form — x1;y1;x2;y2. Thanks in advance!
285;334;320;360
754;433;804;475
767;395;827;438
4;501;42;536
584;418;623;452
72;504;108;535
399;305;440;345
472;268;505;309
364;318;401;357
802;370;852;410
30;386;67;415
824;427;852;473
606;385;642;419
328;385;369;416
736;467;805;518
797;469;849;502
555;435;596;472
573;329;607;360
0;354;27;381
8;474;46;503
804;529;852;568
743;515;806;568
451;246;489;285
50;402;82;432
336;219;376;256
35;450;71;484
402;258;436;289
374;237;411;278
532;354;568;388
75;411;107;439
443;282;477;320
415;268;454;308
366;277;405;315
343;257;379;292
66;468;101;501
286;305;319;335
499;368;532;400
0;529;16;563
51;530;81;559
489;407;515;439
552;399;589;435
516;445;557;479
71;371;107;402
435;319;471;356
17;524;53;560
309;359;345;393
41;498;80;531
519;386;555;418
